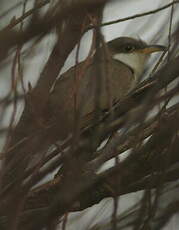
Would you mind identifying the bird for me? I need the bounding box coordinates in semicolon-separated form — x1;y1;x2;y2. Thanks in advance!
2;37;165;191
49;36;166;138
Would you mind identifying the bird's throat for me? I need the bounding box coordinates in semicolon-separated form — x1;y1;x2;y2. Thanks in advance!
112;52;148;81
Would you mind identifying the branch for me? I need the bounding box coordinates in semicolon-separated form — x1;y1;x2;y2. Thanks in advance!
88;0;179;30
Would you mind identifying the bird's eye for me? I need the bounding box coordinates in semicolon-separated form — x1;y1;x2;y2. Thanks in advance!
124;45;134;52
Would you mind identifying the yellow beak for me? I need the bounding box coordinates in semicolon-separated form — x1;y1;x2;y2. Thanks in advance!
138;45;166;54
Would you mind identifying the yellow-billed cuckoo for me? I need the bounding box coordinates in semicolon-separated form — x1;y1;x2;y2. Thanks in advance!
50;37;165;138
4;37;166;185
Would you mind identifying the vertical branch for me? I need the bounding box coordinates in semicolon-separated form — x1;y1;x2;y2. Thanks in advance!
168;0;174;61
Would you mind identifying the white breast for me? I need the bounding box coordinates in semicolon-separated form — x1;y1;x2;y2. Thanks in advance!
113;52;148;81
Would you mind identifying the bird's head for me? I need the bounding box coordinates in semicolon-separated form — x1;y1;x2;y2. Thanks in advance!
108;37;166;80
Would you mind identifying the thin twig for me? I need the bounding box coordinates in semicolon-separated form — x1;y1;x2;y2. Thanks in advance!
168;0;175;61
87;0;179;30
2;0;50;32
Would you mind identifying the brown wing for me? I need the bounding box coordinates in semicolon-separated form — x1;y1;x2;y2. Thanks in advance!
49;58;134;137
